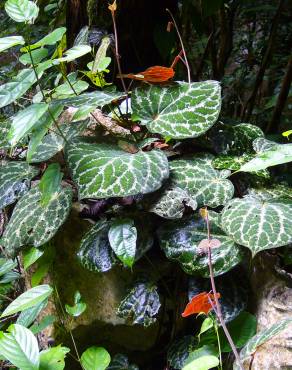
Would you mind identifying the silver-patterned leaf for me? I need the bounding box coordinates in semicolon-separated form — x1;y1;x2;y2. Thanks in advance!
1;186;72;256
233;319;292;370
212;154;254;171
167;336;197;370
189;270;249;322
77;220;116;273
132;81;221;139
221;194;292;255
0;119;11;149
170;154;234;207
117;280;161;327
66;142;169;199
158;216;246;277
107;354;139;370
147;185;197;219
252;137;278;153
0;161;39;209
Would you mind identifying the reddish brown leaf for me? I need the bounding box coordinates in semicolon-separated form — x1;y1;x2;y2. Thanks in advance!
118;66;175;83
182;292;221;317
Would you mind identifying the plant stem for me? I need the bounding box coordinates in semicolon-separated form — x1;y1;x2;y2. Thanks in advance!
214;319;223;370
166;9;191;84
205;210;244;370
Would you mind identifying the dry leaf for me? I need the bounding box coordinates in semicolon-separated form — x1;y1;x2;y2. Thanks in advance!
182;292;221;316
108;0;117;12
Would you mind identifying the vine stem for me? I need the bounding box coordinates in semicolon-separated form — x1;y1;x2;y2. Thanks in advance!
204;209;244;370
166;8;191;84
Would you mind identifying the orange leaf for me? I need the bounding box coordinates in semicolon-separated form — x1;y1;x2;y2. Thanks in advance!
108;0;117;12
182;292;221;317
118;66;175;83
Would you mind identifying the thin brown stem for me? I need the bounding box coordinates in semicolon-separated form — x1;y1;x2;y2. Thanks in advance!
166;8;191;84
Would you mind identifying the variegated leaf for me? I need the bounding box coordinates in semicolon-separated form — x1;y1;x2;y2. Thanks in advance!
0;119;10;149
233;319;292;370
189;270;249;322
170;154;234;207
108;354;139;370
221;194;292;255
167;336;197;370
147;185;197;219
1;186;72;256
66;142;169;199
117;280;161;327
132;81;221;139
0;161;39;210
158;215;246;277
212;154;253;171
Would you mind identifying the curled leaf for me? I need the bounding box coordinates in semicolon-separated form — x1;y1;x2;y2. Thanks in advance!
118;66;175;83
182;292;221;317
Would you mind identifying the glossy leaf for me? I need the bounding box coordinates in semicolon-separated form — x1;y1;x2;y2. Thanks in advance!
16;299;48;328
23;247;44;270
5;0;39;23
57;45;91;63
66;142;169;199
8;103;49;146
19;48;49;65
182;345;219;370
0;324;39;370
108;218;137;267
0;258;17;276
0;161;38;210
132;81;221;139
65;291;87;317
167;336;197;370
39;163;63;206
170;154;234;207
39;345;70;370
159;216;245;277
25;27;67;50
117;280;161;327
80;346;111;370
108;354;139;370
221;194;292;255
1;284;52;317
1;186;72;256
0;35;25;52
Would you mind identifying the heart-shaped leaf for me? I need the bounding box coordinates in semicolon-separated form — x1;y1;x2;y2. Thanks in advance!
158;216;245;277
0;161;39;209
5;0;39;23
66;142;169;199
1;186;72;256
65;291;87;317
80;346;111;370
167;336;197;370
221;194;292;255
170;154;234;207
182;345;219;370
0;35;25;52
132;81;221;139
117;280;161;327
39;345;70;370
0;324;39;370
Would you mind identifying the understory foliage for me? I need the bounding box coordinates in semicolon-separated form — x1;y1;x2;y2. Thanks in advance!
0;0;292;370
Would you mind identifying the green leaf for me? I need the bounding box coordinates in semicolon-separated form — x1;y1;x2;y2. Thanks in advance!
233;319;292;369
282;129;292;138
8;103;49;146
1;284;53;317
0;258;17;276
212;154;254;171
167;336;197;370
30;314;55;335
66;142;169;199
16;299;48;328
0;35;25;52
170;154;234;207
80;346;111;370
107;354;139;370
108;218;137;267
39;163;63;206
23;27;67;51
23;247;44;270
0;161;39;210
77;220;116;273
1;186;72;256
158;216;245;277
198;318;213;340
221;194;292;255
0;270;20;284
57;45;91;63
146;185;197;219
132;81;221;139
0;119;11;149
19;48;49;65
53;79;89;99
39;345;70;370
182;345;219;370
29;131;64;163
65;291;87;317
117;280;161;327
220;311;257;352
5;0;39;23
0;324;39;370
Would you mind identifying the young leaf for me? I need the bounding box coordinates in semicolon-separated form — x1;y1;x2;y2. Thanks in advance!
0;324;39;370
39;345;70;370
182;292;221;317
108;218;137;267
1;284;53;317
80;346;111;370
39;163;63;206
182;345;219;370
198;317;214;340
0;35;25;52
5;0;39;23
65;291;87;317
23;247;44;270
57;45;91;63
8;103;49;146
